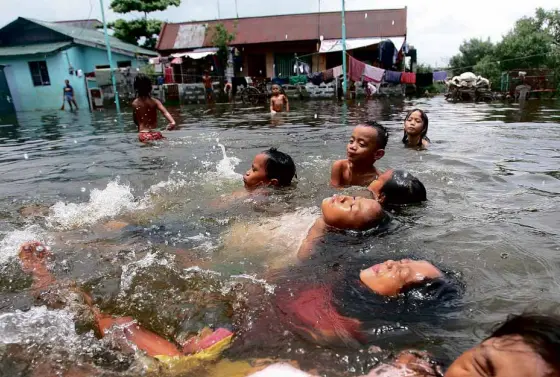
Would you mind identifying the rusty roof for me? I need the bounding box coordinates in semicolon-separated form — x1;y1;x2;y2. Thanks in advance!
157;8;407;51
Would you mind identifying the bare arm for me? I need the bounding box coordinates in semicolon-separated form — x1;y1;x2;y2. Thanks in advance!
330;160;344;187
155;99;176;129
270;97;275;113
284;95;289;112
297;218;327;261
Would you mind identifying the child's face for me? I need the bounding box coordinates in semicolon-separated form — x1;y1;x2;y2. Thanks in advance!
404;111;425;136
346;126;382;164
368;170;394;203
321;194;383;230
445;335;552;377
243;153;270;189
359;259;442;297
271;86;280;95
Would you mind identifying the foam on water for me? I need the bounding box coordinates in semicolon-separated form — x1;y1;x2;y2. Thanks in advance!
0;306;84;346
46;179;147;230
0;224;48;266
119;251;175;295
216;138;242;179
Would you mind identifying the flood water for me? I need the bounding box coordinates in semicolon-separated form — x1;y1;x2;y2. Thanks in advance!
0;97;559;376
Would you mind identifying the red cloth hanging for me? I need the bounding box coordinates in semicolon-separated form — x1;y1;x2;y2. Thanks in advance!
164;66;174;84
349;56;365;82
400;72;416;84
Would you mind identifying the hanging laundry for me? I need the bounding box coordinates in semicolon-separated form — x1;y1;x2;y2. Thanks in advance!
416;72;433;87
349;56;365;82
400;72;416;84
308;72;324;86
363;65;385;83
164;67;174;84
323;68;334;83
433;71;448;82
379;40;396;69
384;70;402;84
332;65;343;78
289;75;308;85
293;61;310;75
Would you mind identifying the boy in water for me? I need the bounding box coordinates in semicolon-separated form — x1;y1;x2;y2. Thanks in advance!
202;70;214;103
62;79;78;110
132;74;176;143
243;147;296;190
270;84;289;113
330;121;388;187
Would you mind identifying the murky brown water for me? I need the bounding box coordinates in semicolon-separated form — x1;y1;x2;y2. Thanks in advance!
0;97;559;376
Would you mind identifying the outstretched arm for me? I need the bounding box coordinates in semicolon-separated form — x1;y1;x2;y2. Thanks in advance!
155;99;176;130
297;218;327;261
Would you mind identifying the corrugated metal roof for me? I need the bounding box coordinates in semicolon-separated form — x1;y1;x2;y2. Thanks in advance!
0;41;72;56
157;8;407;51
26;18;158;56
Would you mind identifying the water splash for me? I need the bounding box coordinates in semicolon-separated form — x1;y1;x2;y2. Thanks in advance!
46;179;147;230
0;224;48;266
216;138;241;179
119;251;175;295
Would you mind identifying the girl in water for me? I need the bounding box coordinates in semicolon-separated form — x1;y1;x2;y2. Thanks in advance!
403;109;430;148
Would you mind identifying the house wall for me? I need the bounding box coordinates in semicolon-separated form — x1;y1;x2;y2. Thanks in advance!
0;46;146;112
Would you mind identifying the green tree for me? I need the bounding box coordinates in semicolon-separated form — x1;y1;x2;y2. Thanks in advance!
473;55;501;90
208;23;236;76
449;38;495;74
107;0;180;49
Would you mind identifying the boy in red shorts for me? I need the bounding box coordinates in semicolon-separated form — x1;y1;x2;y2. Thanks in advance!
132;74;176;143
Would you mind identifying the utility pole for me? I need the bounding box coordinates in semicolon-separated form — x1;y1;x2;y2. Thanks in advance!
217;0;221;19
341;0;347;98
99;0;120;113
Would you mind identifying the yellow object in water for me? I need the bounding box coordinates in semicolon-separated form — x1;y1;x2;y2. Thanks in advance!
150;334;233;375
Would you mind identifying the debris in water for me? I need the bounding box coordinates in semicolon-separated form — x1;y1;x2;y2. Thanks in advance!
23;153;29;160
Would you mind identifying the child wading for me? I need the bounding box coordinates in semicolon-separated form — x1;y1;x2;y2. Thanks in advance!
61;79;78;110
403;109;430;148
270;84;289;113
330;121;388;187
132;74;176;143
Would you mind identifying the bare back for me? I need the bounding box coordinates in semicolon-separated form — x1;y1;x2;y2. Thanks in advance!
330;159;381;187
133;97;160;132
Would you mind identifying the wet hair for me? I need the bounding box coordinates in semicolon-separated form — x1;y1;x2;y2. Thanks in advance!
262;148;296;187
334;260;463;328
362;121;389;150
381;170;427;205
134;74;153;97
487;314;560;371
403;109;429;145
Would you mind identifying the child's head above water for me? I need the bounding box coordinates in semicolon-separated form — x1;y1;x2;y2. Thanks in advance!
403;109;429;145
369;169;427;205
321;194;385;231
243;148;296;190
446;313;560;377
347;121;389;165
271;84;281;95
134;74;153;97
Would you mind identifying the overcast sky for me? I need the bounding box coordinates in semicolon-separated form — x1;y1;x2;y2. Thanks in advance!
2;0;558;66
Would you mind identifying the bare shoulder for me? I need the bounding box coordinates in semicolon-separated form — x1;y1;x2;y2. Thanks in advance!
422;139;430;148
132;98;140;106
332;159;348;170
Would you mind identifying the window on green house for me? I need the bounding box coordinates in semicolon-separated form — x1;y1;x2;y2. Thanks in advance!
29;61;50;86
117;61;132;68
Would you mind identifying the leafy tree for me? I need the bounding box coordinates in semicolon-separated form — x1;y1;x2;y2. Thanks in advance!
473;55;501;90
449;38;495;74
107;0;180;48
208;23;237;76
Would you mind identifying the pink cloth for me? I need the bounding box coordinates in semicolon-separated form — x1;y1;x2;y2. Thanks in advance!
332;65;343;77
363;65;385;83
400;72;416;84
349;56;365;82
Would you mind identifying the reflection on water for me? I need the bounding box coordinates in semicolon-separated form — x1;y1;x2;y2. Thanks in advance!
0;97;559;376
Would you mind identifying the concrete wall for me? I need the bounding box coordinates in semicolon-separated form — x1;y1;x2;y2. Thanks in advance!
0;47;88;111
0;45;147;112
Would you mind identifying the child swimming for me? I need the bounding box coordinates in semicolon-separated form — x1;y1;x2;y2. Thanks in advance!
270;84;289;113
243;147;296;190
403;109;430;148
331;121;389;187
445;314;560;377
132;74;176;143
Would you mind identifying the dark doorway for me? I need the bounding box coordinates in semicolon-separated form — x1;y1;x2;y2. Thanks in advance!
0;65;15;115
247;54;266;77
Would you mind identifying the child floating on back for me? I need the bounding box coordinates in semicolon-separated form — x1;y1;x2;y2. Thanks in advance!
132;74;176;143
270;84;289;113
403;109;429;148
331;121;388;187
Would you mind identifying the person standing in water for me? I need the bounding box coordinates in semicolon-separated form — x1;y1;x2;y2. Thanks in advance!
403;109;430;148
202;70;214;104
270;84;289;113
132;74;176;143
62;79;78;110
330;121;388;187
